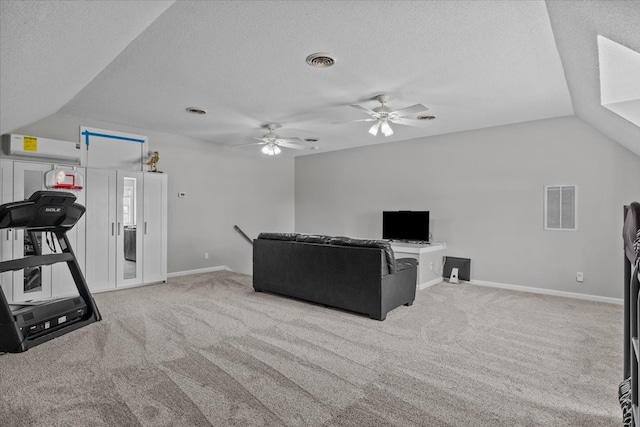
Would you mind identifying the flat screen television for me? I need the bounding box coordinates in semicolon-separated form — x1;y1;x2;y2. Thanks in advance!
382;211;430;242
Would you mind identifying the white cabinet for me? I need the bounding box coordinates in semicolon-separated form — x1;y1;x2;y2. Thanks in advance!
0;160;12;302
142;173;168;284
1;160;86;303
85;169;167;292
116;171;144;288
84;169;117;291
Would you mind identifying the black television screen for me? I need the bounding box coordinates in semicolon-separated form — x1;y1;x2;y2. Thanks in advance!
382;211;430;242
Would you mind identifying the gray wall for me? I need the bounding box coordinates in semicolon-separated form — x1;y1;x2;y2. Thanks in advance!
295;116;640;299
12;113;295;275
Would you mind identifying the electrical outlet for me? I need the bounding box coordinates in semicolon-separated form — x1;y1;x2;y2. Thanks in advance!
204;252;209;260
178;192;187;198
576;272;584;282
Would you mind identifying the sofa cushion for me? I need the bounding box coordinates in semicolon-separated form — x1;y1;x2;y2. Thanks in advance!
296;234;333;244
328;237;397;274
257;232;300;241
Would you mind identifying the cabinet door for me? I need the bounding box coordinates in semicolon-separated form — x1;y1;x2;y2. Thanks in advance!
142;173;167;284
0;160;13;302
12;162;53;301
51;167;86;298
116;171;143;287
85;168;117;292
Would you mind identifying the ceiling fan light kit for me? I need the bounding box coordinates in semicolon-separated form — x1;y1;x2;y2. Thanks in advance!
261;143;281;156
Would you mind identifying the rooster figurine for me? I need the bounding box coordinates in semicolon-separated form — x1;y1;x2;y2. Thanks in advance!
145;151;160;172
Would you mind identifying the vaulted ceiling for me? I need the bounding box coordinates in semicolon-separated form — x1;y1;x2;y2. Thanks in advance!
1;1;638;157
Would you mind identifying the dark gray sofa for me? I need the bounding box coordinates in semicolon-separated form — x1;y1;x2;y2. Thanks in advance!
252;232;417;320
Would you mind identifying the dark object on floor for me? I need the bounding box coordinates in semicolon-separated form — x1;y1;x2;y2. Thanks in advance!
443;257;471;281
622;202;640;424
253;233;417;320
0;191;102;354
619;376;633;426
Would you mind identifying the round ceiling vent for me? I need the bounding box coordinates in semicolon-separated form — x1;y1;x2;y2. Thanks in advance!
417;115;436;121
306;52;336;68
185;107;207;115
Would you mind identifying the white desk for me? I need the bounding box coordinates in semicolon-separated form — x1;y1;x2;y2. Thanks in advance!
390;242;445;290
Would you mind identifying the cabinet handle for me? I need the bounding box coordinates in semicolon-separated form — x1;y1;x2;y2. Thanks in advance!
14;229;19;241
111;222;115;236
144;222;148;235
117;222;121;236
6;229;11;241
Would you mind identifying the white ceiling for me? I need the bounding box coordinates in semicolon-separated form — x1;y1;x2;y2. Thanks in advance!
1;1;638;157
546;0;640;156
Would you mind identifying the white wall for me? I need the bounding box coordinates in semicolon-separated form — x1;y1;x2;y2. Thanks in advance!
11;113;295;275
295;116;640;299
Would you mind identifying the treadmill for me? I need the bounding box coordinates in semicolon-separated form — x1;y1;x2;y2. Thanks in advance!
0;191;102;353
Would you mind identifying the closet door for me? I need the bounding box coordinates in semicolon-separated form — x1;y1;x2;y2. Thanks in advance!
142;173;167;284
116;171;143;287
12;162;53;302
50;167;86;298
85;168;117;292
0;160;13;302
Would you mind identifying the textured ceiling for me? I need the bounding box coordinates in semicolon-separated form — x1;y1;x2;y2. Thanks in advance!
0;0;174;137
1;1;638;157
546;0;640;157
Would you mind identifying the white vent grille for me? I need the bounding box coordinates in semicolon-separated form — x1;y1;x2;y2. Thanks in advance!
544;185;578;231
306;53;336;68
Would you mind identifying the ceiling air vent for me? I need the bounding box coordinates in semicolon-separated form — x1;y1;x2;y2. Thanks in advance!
185;107;207;115
306;53;336;68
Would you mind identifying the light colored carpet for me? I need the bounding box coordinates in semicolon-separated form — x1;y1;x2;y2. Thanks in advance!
0;270;623;426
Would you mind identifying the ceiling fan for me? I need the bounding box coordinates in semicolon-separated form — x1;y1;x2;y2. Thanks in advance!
337;94;430;136
253;124;308;155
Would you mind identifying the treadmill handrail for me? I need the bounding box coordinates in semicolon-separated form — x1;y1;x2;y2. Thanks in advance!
0;253;75;273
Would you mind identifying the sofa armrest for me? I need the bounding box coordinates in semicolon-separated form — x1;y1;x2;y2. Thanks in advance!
396;258;418;272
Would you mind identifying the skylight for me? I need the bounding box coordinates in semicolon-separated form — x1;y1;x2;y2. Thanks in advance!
597;36;640;127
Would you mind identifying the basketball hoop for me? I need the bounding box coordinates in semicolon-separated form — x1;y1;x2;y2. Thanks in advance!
45;169;84;193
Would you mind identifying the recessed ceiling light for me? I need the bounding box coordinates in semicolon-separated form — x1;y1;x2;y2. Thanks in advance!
417;115;436;121
306;52;336;68
304;138;319;142
185;107;207;115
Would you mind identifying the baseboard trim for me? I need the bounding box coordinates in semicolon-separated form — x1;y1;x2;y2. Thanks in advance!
418;277;443;290
168;266;229;278
469;279;623;305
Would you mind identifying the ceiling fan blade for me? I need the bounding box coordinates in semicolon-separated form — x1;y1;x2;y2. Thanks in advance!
349;104;376;115
390;103;429;118
389;117;427;127
276;137;305;144
332;118;377;124
228;140;267;147
277;141;307;150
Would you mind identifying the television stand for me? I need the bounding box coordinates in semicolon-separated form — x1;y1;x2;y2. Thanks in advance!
389;242;445;290
390;239;431;245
